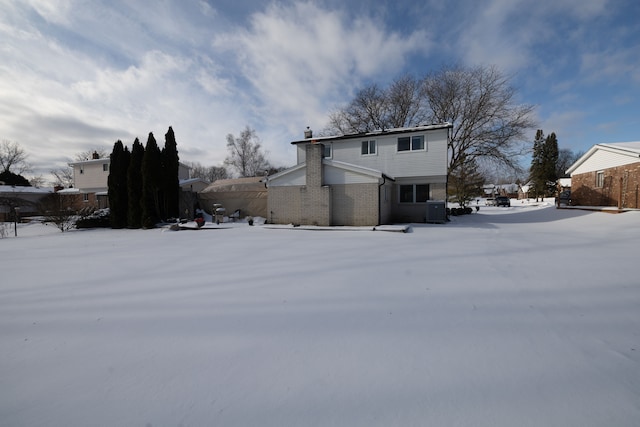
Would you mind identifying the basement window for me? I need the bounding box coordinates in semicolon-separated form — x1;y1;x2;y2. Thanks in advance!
399;184;430;203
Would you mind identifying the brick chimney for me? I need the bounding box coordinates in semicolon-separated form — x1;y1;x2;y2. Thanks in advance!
92;151;99;159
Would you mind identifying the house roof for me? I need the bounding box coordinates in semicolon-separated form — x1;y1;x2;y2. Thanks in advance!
290;123;453;145
566;141;640;175
0;185;53;194
68;158;110;166
200;176;265;193
265;159;393;184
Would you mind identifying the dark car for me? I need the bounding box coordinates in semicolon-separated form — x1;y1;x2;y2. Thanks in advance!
557;190;571;207
495;196;510;207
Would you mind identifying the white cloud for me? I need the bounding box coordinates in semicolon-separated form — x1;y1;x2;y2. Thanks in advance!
214;2;429;136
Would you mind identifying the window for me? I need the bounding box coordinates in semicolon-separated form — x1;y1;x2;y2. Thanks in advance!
397;135;426;152
103;164;109;172
399;184;430;203
322;144;332;158
361;140;376;155
83;193;89;202
80;167;84;174
596;171;604;187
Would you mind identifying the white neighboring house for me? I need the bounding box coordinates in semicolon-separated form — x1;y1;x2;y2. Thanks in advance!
68;153;194;210
266;123;452;226
68;155;111;208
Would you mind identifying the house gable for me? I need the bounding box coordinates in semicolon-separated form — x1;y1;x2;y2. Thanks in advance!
567;142;640;175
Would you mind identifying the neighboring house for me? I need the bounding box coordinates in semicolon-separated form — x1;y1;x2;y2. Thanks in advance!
266;123;452;226
179;177;210;218
566;142;640;208
68;154;111;209
198;177;267;219
69;152;192;210
557;177;571;193
517;183;531;200
0;185;53;221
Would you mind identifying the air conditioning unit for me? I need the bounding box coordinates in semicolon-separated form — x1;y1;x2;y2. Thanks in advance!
426;200;447;223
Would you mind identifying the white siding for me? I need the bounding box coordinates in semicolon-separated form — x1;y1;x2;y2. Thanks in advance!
73;161;109;191
268;167;306;186
571;149;640;175
324;165;380;185
295;128;448;179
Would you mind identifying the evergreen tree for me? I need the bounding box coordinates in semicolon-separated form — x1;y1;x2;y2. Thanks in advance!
543;132;559;195
0;170;31;186
448;155;485;207
161;126;180;219
127;138;144;228
529;130;546;200
141;133;162;228
108;140;130;228
530;130;560;199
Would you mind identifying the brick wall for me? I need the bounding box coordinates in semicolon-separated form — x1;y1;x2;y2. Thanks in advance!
331;183;379;226
571;162;640;208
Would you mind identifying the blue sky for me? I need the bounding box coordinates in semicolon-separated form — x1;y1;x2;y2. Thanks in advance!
1;0;639;181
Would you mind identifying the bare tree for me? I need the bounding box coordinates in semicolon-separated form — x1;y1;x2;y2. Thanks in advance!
556;148;583;178
75;148;109;161
0;140;30;174
423;64;536;174
224;126;271;177
185;162;229;182
39;193;77;232
326;75;428;135
50;166;75;187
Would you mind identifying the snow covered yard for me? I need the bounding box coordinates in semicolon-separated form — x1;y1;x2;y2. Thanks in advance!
1;204;639;426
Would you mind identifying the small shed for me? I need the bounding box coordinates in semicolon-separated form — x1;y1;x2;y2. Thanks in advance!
198;177;267;219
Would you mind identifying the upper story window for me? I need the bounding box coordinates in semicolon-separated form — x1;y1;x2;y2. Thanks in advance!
596;171;604;187
397;135;425;152
80;167;84;174
103;164;109;172
361;140;376;155
322;144;332;158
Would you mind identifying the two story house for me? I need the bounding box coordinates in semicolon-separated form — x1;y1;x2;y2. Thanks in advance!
265;123;452;226
69;152;196;211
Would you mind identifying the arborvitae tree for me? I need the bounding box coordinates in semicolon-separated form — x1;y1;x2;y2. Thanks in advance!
141;133;162;228
161;126;180;219
108;140;130;228
127;138;144;228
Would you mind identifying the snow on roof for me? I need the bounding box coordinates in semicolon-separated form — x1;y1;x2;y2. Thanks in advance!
0;185;53;194
599;141;640;154
290;123;453;145
558;178;571;187
566;141;640;175
56;188;81;194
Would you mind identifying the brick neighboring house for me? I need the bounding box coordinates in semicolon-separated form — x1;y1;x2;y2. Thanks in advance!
265;123;452;226
566;142;640;208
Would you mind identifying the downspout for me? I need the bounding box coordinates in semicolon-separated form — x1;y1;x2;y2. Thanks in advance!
378;175;387;226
